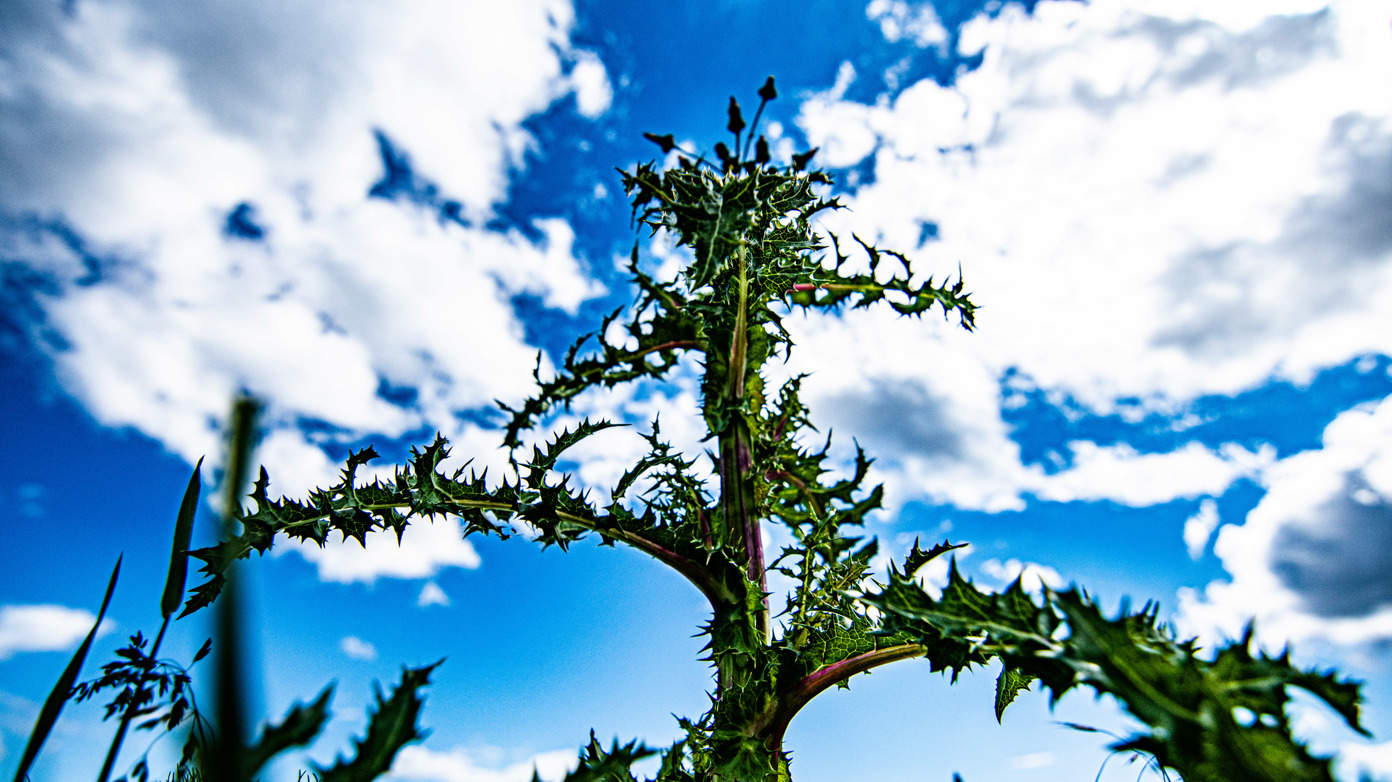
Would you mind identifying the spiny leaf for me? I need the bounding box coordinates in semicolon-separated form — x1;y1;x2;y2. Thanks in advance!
610;420;690;502
317;661;441;782
525;419;625;489
786;232;977;330
994;666;1033;723
711;732;775;782
898;538;967;579
13;555;120;782
791;147;818;171
239;685;334;778
864;571;1360;781
558;731;655;782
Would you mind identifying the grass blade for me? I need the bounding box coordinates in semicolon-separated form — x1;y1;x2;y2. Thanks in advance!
11;555;121;782
163;456;204;619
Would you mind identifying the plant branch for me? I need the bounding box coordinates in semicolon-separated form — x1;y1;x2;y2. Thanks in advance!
573;341;707;382
554;511;737;609
749;643;927;751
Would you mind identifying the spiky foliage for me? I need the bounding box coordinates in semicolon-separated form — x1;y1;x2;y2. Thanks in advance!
79;79;1362;782
860;565;1369;781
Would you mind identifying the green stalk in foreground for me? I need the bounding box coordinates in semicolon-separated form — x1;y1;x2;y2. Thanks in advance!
95;457;202;782
23;397;442;781
156;80;1369;781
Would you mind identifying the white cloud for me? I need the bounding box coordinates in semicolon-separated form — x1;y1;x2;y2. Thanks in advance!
1177;395;1392;648
339;635;378;660
793;0;1392;436
389;745;576;782
569;50;612;119
796;63;880;169
1183;498;1219;560
0;604;114;660
288;516;481;585
0;0;610;564
866;0;948;48
978;558;1063;595
796;0;1392;403
0;0;618;585
773;314;1274;512
418;581;450;608
1032;442;1272;507
1338;740;1392;781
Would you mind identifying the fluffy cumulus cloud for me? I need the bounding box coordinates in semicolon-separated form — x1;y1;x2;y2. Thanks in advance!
1178;396;1392;648
388;745;577;782
0;0;610;582
773;307;1274;512
787;0;1392;513
978;557;1063;595
0;604;113;660
865;0;947;49
288;516;482;584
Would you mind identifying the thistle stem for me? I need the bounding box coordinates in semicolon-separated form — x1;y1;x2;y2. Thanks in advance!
719;245;769;641
749;643;928;753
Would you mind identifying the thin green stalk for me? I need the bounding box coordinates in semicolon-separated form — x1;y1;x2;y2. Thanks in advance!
98;457;202;782
207;397;260;782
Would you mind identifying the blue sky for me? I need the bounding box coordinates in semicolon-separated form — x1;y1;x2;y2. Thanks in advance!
2;0;1391;780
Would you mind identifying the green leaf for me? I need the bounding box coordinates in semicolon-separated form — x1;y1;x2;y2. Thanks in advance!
994;667;1033;723
897;538;966;579
559;732;655;782
864;571;1362;781
787;232;977;330
317;661;441;782
13;555;120;782
162;457;203;619
609;420;690;502
239;685;334;777
710;733;774;782
791;147;818;171
525;419;624;489
861;563;1058;680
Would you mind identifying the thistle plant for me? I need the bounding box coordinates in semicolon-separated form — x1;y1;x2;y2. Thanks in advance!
18;79;1370;782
